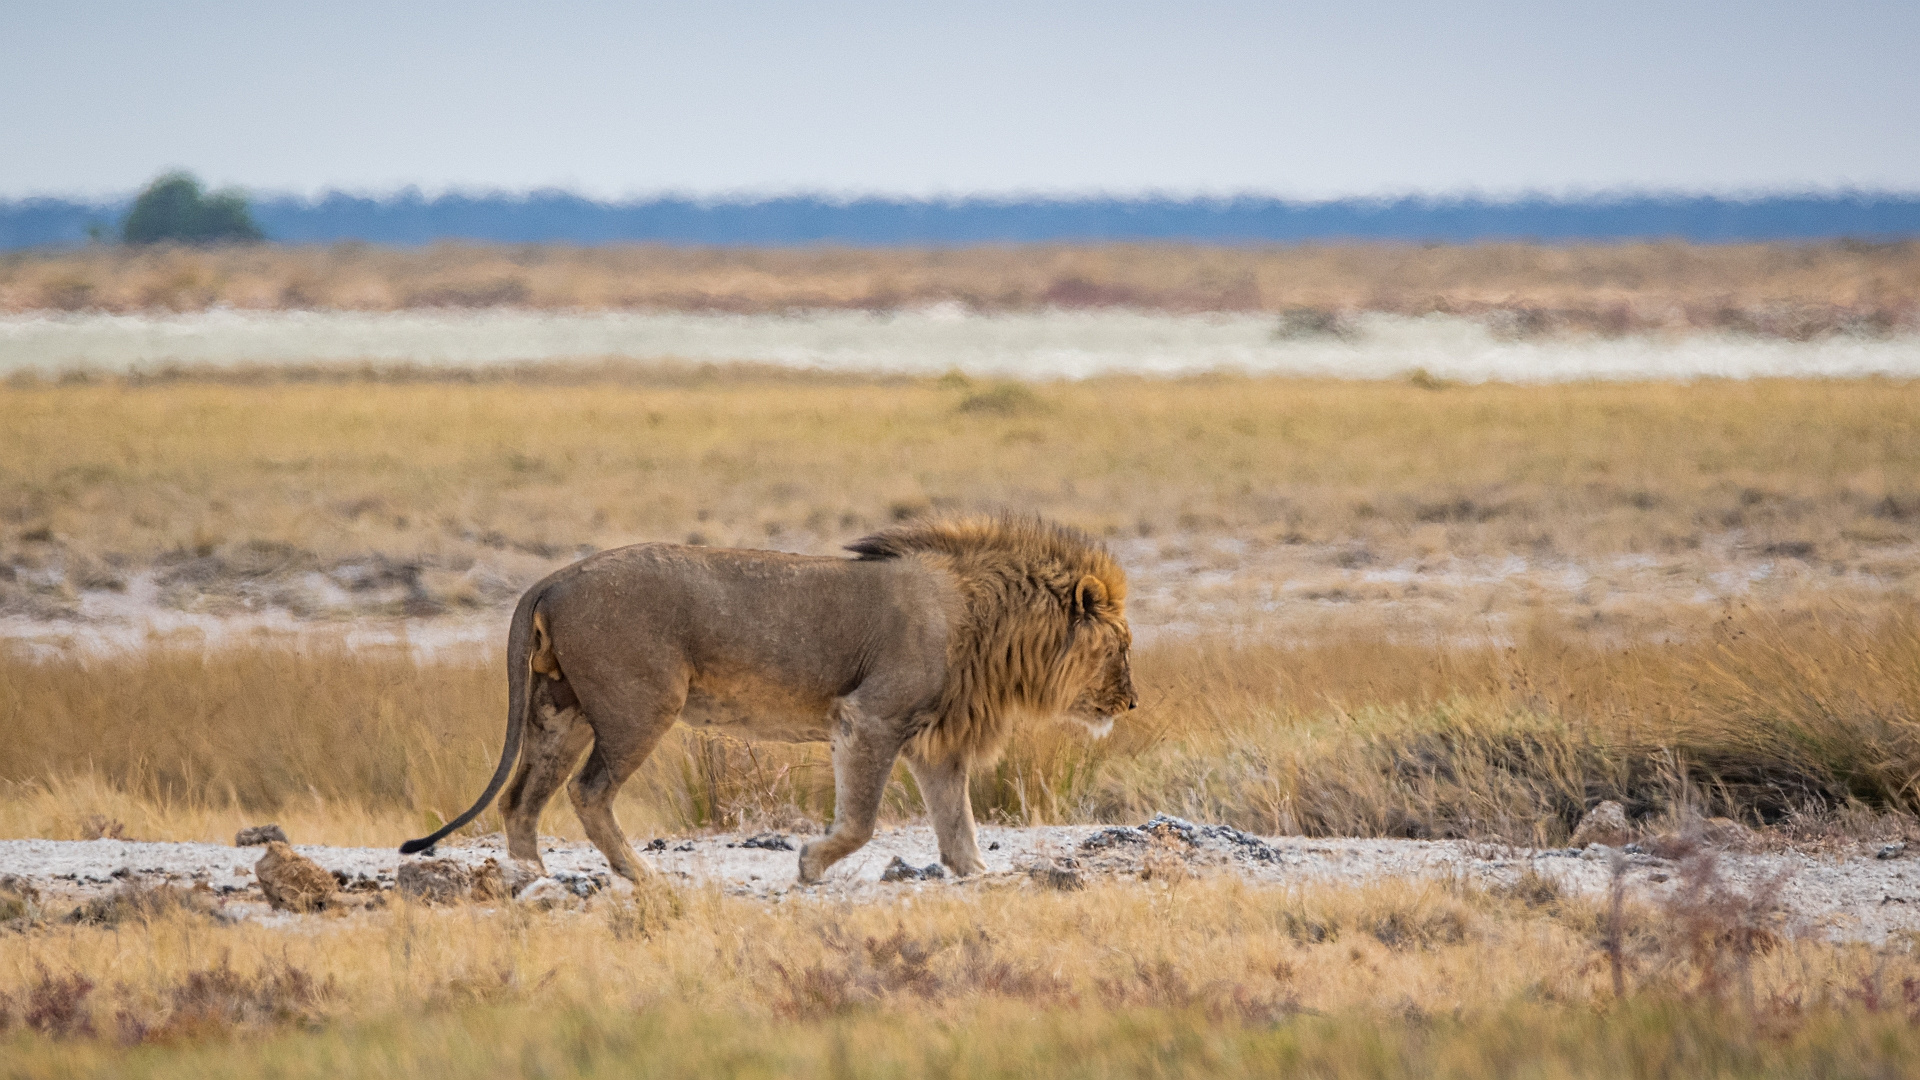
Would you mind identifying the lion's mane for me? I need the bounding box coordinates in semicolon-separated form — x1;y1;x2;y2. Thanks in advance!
847;515;1129;765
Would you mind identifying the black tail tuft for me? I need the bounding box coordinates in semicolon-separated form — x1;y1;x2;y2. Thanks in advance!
396;588;540;862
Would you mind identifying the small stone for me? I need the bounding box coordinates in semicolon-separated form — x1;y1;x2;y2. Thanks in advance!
549;870;609;897
397;858;473;903
234;824;288;847
331;869;386;893
1080;827;1147;852
1877;842;1908;860
1027;857;1085;891
1140;815;1199;845
470;858;537;903
516;877;584;910
255;842;337;912
1569;801;1631;848
880;856;945;882
731;832;796;852
1199;824;1283;863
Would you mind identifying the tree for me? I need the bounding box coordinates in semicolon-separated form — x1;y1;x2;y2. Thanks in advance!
121;171;264;244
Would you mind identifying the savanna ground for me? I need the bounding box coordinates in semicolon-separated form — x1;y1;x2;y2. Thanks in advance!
5;250;1920;1075
5;239;1918;337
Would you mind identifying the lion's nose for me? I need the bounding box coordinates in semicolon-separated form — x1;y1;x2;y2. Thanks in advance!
1125;691;1139;711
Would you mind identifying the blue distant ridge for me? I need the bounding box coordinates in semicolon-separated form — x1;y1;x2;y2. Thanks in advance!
6;192;1920;249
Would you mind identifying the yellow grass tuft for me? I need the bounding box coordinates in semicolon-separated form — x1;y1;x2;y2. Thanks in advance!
6;608;1918;846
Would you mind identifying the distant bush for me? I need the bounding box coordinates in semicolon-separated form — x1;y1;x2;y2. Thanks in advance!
122;171;263;245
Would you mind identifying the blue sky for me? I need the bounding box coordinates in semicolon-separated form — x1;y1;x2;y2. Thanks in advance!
3;1;1916;199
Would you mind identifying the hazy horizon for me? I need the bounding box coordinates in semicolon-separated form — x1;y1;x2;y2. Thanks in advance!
13;181;1920;207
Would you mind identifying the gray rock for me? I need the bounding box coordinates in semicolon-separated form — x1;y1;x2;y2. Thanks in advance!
1141;814;1199;845
1197;823;1283;863
234;824;288;847
1083;817;1281;863
1079;827;1146;851
730;832;796;852
880;856;946;882
397;858;473;903
516;877;584;910
1878;842;1908;860
549;869;611;897
1027;857;1085;891
1569;801;1631;848
471;857;537;902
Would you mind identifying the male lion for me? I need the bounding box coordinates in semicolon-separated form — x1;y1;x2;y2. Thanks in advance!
401;516;1136;884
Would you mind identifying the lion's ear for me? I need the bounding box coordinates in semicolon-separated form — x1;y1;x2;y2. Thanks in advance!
1075;574;1109;616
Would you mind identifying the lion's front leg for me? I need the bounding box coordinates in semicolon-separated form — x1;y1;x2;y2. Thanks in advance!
905;751;986;877
799;703;904;884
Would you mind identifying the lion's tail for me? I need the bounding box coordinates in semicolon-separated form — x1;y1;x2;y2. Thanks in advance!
399;588;544;856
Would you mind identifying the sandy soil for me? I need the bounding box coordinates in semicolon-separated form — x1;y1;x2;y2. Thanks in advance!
6;310;1918;381
5;822;1919;943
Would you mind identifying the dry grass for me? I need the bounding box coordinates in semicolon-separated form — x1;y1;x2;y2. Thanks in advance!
3;242;1917;336
4;369;1918;845
6;607;1918;847
4;371;1918;624
1100;608;1920;841
2;871;1918;1077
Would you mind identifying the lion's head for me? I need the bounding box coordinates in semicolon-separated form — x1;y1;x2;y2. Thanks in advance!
1060;572;1137;737
848;515;1136;764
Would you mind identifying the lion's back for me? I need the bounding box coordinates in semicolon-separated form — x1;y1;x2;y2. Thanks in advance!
535;542;953;731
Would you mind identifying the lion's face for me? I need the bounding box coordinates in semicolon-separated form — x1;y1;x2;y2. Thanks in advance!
1066;617;1137;737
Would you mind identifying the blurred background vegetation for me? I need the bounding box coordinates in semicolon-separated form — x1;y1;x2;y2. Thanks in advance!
119;171;263;246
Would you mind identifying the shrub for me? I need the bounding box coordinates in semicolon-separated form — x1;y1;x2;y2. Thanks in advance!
122;171;263;245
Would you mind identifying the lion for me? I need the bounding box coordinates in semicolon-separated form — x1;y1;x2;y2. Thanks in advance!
401;516;1137;884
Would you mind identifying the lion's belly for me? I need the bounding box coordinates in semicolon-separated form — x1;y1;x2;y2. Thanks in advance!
679;676;833;743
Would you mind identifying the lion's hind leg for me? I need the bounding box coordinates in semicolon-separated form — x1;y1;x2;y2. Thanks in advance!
500;677;592;873
565;696;682;884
